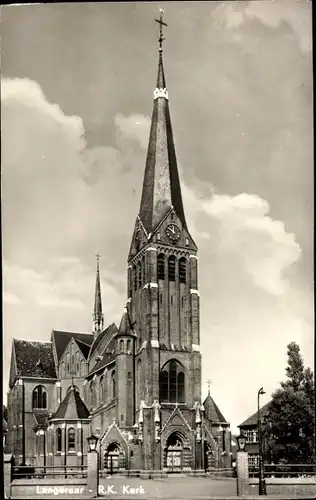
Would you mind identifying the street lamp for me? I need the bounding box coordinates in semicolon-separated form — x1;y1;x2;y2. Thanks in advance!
236;433;247;452
87;434;99;452
257;387;267;496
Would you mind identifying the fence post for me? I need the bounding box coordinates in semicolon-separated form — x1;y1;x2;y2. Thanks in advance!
236;451;250;497
87;450;99;498
4;454;14;499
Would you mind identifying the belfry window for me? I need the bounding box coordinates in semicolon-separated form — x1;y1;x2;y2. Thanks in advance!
56;428;62;453
157;254;165;280
179;257;187;283
120;339;124;352
32;385;47;409
168;256;176;281
159;360;185;403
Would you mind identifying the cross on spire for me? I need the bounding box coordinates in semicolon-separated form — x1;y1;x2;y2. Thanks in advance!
207;379;212;396
155;9;168;52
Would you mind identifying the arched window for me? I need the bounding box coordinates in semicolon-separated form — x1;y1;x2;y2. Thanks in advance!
32;386;47;409
127;339;131;352
100;375;104;403
60;361;65;378
68;428;76;452
90;380;95;408
137;261;142;289
120;339;124;352
142;255;146;285
104;371;108;402
56;428;62;453
179;257;187;284
159;360;185;403
168;256;176;281
133;265;137;292
157;254;165;280
76;352;80;373
111;371;116;399
66;353;70;374
80;360;85;377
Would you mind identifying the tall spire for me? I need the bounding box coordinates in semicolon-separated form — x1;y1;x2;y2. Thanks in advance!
138;10;188;234
93;253;104;337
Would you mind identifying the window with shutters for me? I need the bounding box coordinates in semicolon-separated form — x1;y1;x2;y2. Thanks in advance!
168;256;176;281
157;254;165;280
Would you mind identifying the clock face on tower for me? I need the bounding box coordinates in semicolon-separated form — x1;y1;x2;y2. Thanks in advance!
165;223;181;242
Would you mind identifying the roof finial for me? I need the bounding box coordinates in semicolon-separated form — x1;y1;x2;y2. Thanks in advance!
155;8;167;54
207;379;212;396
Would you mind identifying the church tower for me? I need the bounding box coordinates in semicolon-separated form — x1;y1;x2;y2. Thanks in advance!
127;11;203;471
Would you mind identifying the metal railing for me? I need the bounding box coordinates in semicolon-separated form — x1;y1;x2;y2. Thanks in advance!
249;464;316;479
12;465;87;479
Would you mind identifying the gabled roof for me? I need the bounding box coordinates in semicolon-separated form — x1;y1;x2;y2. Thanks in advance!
239;401;272;428
51;330;94;361
52;386;90;420
203;394;227;423
13;340;57;379
89;323;117;360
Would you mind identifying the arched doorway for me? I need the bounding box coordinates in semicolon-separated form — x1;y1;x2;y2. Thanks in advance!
104;442;124;474
165;432;184;472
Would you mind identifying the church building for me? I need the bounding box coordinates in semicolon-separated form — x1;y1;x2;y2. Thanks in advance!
6;13;232;475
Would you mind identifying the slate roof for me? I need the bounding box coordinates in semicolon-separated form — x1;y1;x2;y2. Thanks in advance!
13;340;57;379
33;412;49;429
88;338;116;376
239;401;272;428
52;330;94;361
138;51;188;234
76;339;91;359
89;323;117;360
203;394;227;423
52;386;90;420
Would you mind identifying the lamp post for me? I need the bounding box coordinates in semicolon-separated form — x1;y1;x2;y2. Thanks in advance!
257;387;267;496
87;434;99;498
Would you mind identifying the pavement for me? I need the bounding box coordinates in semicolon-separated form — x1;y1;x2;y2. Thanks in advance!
97;476;316;499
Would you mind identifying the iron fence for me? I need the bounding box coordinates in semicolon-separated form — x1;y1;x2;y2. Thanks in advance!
249;464;316;478
12;465;87;480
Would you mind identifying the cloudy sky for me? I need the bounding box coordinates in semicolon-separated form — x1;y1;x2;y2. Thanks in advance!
1;1;313;432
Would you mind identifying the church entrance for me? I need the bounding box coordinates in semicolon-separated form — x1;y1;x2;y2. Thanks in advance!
104;443;122;475
166;433;184;472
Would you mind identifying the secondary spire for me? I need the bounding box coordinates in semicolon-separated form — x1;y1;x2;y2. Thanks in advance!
93;253;104;337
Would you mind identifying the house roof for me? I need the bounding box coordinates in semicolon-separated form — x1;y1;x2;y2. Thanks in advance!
76;339;91;359
89;323;117;359
51;330;94;361
13;340;57;379
239;401;272;427
203;394;227;423
52;386;90;420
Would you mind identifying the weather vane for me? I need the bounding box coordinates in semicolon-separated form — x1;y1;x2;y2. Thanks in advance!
155;8;168;52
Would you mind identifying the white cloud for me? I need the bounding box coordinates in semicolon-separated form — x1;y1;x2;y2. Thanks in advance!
1;76;312;431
